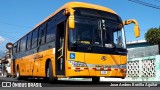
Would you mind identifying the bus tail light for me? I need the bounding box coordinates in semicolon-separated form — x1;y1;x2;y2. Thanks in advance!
68;60;87;67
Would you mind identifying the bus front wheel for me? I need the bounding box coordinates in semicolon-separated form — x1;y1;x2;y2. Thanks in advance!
92;77;100;83
46;61;57;83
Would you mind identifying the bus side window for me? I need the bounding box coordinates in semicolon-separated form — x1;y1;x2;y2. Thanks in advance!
20;36;27;52
17;40;20;53
26;33;32;50
46;18;56;43
31;28;39;49
13;42;17;54
39;23;46;44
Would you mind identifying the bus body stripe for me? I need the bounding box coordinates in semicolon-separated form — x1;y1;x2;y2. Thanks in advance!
68;67;124;71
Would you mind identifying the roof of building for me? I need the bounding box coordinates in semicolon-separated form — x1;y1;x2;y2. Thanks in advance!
127;40;147;45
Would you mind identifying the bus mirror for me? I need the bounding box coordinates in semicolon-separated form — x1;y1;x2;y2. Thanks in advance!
68;8;75;29
134;25;140;38
123;19;140;38
69;15;75;29
6;42;13;50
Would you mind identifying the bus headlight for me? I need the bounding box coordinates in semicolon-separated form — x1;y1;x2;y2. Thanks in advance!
119;64;127;73
68;60;87;67
119;64;127;68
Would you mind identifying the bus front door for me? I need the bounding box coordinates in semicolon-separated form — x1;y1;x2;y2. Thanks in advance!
55;21;66;75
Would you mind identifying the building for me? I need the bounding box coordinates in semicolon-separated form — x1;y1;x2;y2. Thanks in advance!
0;50;11;77
126;40;160;81
126;40;151;49
127;40;159;59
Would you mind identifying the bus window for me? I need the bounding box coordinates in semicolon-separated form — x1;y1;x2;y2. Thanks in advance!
46;18;56;43
20;36;27;52
13;42;17;53
31;28;39;48
114;30;125;48
26;33;32;50
39;23;47;44
17;40;20;53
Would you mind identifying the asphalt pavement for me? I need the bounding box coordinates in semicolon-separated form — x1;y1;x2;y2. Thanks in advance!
0;76;159;90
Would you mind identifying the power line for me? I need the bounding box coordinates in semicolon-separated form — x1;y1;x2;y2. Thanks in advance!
0;31;26;34
0;22;32;29
0;32;18;41
154;0;160;3
128;0;160;10
0;21;31;41
1;32;25;34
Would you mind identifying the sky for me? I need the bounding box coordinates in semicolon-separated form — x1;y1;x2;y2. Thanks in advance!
0;0;159;56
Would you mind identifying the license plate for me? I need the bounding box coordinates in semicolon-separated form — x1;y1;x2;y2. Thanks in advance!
100;71;107;74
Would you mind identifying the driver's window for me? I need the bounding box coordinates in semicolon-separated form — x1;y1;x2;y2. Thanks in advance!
114;31;123;48
117;36;122;46
114;32;118;45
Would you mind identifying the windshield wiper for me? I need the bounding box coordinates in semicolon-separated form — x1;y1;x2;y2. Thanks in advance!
98;20;103;47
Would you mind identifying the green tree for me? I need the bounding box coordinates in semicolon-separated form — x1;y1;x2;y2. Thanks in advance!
145;27;160;46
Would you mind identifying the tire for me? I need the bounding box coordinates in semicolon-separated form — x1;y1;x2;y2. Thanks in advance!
92;77;100;83
12;75;16;78
3;71;7;77
16;67;22;80
46;61;57;83
5;71;8;77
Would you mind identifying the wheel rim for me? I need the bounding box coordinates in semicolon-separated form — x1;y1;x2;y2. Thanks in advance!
47;67;49;77
16;70;19;78
4;72;7;77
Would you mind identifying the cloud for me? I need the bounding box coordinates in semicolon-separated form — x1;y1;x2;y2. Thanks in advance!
0;36;5;44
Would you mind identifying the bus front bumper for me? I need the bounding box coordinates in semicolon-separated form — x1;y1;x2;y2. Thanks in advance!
66;67;126;78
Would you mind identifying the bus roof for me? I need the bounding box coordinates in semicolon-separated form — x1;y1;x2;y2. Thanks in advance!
14;2;117;43
34;2;117;29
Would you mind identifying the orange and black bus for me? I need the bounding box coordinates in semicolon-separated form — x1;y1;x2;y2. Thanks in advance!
10;2;140;83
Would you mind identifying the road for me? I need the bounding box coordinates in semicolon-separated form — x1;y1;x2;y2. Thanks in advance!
0;77;159;90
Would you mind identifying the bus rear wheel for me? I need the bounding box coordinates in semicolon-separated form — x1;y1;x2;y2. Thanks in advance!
92;77;100;83
16;67;22;80
5;71;8;77
46;61;57;83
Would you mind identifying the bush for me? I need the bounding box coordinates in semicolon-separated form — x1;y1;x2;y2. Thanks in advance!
145;27;160;45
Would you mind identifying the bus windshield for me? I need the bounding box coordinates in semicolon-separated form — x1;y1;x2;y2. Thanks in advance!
68;8;126;55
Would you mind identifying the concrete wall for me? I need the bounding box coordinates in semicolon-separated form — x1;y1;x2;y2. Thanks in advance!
126;55;160;81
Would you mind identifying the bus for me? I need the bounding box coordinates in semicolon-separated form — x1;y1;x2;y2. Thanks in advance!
10;2;140;83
